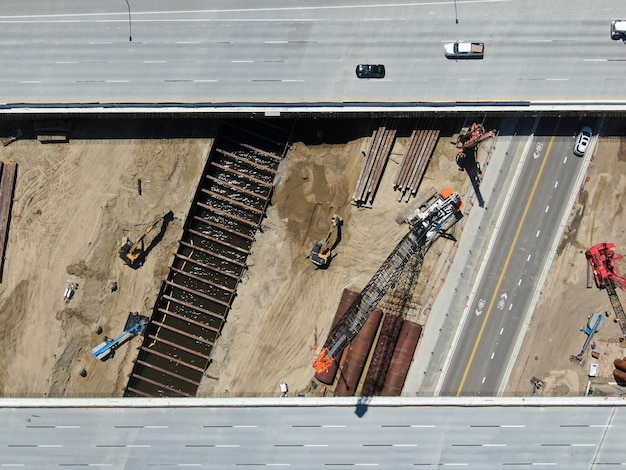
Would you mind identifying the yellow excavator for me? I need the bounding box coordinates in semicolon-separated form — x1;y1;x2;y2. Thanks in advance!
119;212;170;268
310;215;342;268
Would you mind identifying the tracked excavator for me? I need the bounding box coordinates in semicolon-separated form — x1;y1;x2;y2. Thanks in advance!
310;215;342;268
312;188;463;374
119;212;170;268
455;122;497;169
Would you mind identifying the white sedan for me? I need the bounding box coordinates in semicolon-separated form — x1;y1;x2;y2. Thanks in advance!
574;126;592;157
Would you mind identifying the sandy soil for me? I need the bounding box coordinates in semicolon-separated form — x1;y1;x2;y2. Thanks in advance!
506;121;626;397
0;122;211;397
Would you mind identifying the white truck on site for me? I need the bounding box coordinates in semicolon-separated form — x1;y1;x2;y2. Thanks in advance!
444;41;484;59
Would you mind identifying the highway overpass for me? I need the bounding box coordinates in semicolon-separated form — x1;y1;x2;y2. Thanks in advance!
1;397;625;468
1;0;625;115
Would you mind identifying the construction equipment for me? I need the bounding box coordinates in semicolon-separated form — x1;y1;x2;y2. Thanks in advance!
585;243;626;341
310;215;342;268
455;122;497;168
313;188;463;374
63;280;78;304
571;312;604;364
119;212;170;268
92;312;148;361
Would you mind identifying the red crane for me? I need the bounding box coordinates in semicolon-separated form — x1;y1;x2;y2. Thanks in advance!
586;243;626;341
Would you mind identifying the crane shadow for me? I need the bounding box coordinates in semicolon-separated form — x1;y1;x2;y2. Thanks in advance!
456;148;485;208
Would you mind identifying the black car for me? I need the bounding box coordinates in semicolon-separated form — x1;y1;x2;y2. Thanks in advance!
355;64;385;79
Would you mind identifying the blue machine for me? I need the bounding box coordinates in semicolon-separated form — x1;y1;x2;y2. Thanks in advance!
573;312;604;363
92;315;147;361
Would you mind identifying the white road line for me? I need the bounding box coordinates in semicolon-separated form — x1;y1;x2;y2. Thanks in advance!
527;254;532;261
322;425;346;428
563;156;567;163
411;425;435;428
571;443;595;447
546;78;569;81
490;352;495;359
481;377;486;384
265;40;288;44
18;80;41;84
193;79;217;83
509;303;513;310
304;444;328;447
532;463;556;466
354;465;379;467
105;80;129;83
266;465;290;467
499;328;504;335
281;80;305;82
393;444;417;447
126;444;150;448
234;425;257;428
144;425;168;429
56;61;77;64
38;444;62;448
231;60;253;63
584;59;607;62
536;230;540;237
55;425;80;429
0;465;25;468
518;278;522;286
177;41;200;44
554;180;559;188
483;444;506;447
442;464;468;467
545;206;549;213
143;60;166;63
501;425;525;428
216;444;239;447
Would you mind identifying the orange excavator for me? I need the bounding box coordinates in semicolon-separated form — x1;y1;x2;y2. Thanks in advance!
455;122;497;167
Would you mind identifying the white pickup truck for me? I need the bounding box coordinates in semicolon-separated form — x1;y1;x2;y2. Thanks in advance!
444;42;484;59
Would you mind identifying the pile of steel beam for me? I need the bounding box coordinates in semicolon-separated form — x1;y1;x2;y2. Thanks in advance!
0;161;17;282
394;118;440;202
352;118;397;207
125;120;293;397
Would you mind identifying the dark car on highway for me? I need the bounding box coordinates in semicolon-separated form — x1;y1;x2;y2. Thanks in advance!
355;64;385;79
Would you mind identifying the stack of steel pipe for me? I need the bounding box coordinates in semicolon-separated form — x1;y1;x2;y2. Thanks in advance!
315;288;361;385
352;118;397;207
360;312;404;396
394;118;441;202
334;308;383;396
0;161;17;282
380;320;422;396
613;357;626;385
126;120;294;398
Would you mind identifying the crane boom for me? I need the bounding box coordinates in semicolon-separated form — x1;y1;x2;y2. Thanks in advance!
313;188;463;374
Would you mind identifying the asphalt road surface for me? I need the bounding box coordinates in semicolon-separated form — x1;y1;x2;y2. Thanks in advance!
1;0;625;106
1;401;625;468
440;117;596;395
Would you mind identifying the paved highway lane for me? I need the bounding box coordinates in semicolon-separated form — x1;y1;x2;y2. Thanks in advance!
440;117;596;395
0;402;625;468
0;0;625;106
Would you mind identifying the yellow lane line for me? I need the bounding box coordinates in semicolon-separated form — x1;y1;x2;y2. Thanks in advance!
455;124;560;396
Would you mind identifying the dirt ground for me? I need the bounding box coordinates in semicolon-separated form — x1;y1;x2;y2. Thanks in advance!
198;118;473;397
2;116;625;399
0;120;211;397
506;120;626;397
